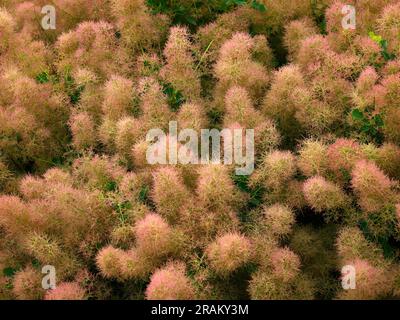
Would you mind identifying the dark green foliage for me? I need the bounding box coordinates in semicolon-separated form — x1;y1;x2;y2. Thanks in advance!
139;185;152;207
250;0;266;12
232;173;263;208
2;267;17;278
351;108;384;144
62;67;84;105
359;216;398;259
146;0;266;27
35;71;50;84
162;82;186;111
310;0;327;34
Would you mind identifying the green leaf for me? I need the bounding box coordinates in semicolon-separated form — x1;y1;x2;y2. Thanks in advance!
185;16;197;26
35;71;50;84
373;114;384;127
382;50;396;61
104;180;117;192
139;185;149;203
3;267;16;277
251;0;266;12
31;259;41;269
375;235;396;259
232;174;250;192
360;123;371;133
233;0;247;5
162;83;185;111
351;108;364;121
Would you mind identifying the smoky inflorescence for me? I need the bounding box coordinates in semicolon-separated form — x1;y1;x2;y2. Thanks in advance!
0;0;400;300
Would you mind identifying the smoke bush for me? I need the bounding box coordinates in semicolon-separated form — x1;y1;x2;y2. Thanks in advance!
338;259;391;300
214;32;269;103
251;150;297;190
12;266;44;300
206;232;251;276
262;65;306;143
111;0;169;54
197;164;241;213
161;26;201;102
327;138;364;183
248;271;314;300
145;261;195;300
262;204;295;238
44;282;86;300
152;167;190;224
270;247;301;282
69;111;97;151
351;160;396;213
298;139;329;177
1;0;400;301
56;21;128;79
134;213;182;260
284;18;317;61
102;75;136;121
303;176;348;217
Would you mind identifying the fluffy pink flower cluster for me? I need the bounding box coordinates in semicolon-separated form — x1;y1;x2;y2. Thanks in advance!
1;0;400;301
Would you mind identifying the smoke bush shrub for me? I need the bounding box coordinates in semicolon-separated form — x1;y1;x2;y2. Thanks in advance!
338;259;391;300
44;282;86;300
377;2;400;57
0;195;36;239
152;167;190;224
270;247;301;282
197;164;241;213
297;139;329;177
177;102;207;132
262;204;295;238
251;150;297;190
24;233;81;280
353;67;379;110
351;160;396;213
206;232;251;276
56;21;128;80
336;227;386;267
248;271;314;300
111;0;170;54
1;0;400;301
326;138;364;183
214;32;269;104
262;65;306;144
303;176;348;220
178;203;240;249
115;116;143;163
145;261;195;300
12;266;44;300
137;77;172;130
161;26;201;102
72;155;124;191
96;245;129;280
102;75;136;121
0;161;13;192
376;143;400;180
195;7;250;68
284;18;317;61
224;86;263;128
69;111;97;151
134;213;182;261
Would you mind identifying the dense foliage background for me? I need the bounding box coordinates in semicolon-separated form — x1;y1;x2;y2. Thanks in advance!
1;0;400;300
